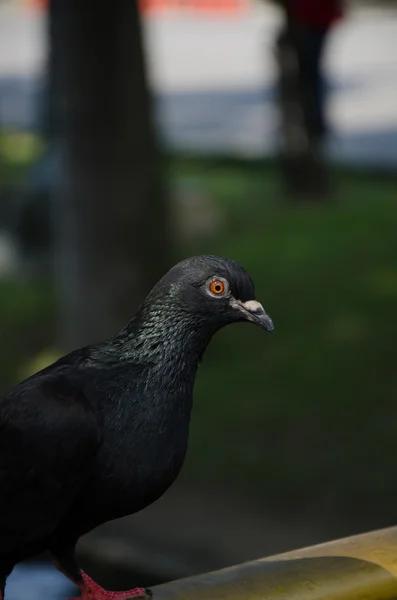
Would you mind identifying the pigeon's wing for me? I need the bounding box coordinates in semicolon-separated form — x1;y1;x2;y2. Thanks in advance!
0;364;101;557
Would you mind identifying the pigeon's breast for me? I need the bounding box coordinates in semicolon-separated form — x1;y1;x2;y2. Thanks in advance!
72;390;193;530
74;431;188;530
50;427;189;543
61;367;196;535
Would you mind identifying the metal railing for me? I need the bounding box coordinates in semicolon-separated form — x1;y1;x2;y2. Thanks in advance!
152;526;397;599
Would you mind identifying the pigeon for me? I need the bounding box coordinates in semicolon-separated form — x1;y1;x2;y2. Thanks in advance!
0;255;274;600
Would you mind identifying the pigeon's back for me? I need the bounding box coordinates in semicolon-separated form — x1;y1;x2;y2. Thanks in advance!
0;354;101;564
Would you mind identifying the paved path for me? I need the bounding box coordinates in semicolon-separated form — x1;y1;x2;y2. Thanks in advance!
0;3;396;162
144;3;397;165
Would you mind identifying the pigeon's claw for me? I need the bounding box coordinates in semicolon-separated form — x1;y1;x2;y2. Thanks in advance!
68;571;152;600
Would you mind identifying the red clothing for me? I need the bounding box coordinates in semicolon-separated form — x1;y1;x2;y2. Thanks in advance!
289;0;343;27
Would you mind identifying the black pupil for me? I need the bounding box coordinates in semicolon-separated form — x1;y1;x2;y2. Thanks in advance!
215;284;221;292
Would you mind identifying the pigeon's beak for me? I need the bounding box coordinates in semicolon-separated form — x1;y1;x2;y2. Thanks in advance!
230;299;275;333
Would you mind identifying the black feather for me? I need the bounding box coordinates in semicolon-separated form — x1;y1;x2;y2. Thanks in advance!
0;255;264;595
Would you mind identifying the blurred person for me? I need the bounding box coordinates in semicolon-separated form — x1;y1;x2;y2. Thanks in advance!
276;0;344;146
274;0;344;198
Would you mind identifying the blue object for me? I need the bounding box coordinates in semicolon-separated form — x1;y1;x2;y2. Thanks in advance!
5;562;76;600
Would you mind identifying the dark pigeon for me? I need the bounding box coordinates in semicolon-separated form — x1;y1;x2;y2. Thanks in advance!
0;255;274;600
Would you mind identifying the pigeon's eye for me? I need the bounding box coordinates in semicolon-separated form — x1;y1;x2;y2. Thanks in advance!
209;280;226;295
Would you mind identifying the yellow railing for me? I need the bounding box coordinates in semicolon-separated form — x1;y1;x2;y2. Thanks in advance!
152;526;397;599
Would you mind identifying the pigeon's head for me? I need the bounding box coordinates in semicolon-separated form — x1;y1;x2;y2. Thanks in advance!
149;255;274;334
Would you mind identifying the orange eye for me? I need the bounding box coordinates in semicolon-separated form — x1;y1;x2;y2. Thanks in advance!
209;280;225;295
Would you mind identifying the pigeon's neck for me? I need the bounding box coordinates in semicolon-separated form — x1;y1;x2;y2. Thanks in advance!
132;306;212;367
102;299;217;380
87;302;217;450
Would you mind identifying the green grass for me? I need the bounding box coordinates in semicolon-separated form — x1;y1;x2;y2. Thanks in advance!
170;162;397;520
0;280;55;393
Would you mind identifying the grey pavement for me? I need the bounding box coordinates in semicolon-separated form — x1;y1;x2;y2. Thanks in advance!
0;2;396;166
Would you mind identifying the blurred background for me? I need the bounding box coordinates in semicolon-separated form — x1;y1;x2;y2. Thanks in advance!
0;0;397;597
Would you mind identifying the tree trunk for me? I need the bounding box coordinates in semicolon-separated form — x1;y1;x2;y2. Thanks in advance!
49;0;169;350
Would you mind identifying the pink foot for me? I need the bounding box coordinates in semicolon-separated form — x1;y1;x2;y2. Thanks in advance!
69;571;152;600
